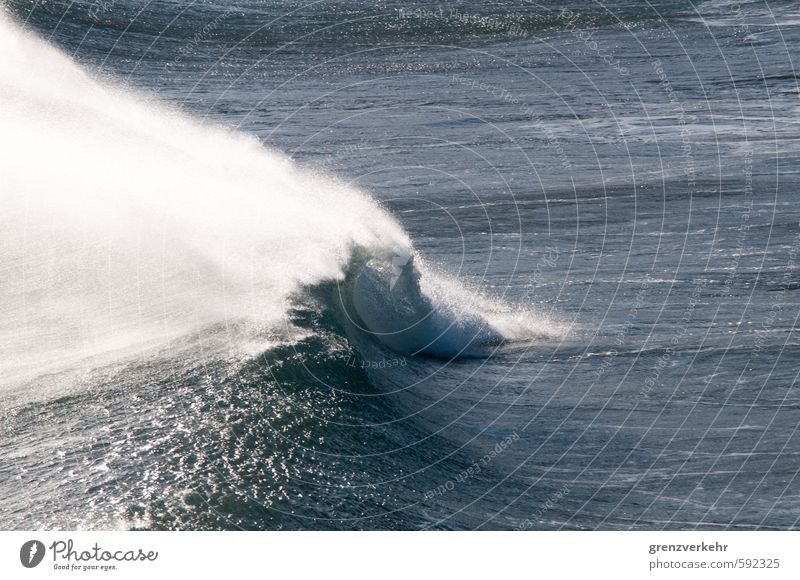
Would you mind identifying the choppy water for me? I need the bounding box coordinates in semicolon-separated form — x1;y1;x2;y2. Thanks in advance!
1;0;799;530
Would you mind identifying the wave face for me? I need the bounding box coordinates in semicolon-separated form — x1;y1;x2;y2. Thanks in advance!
351;254;559;358
0;12;412;390
352;255;501;358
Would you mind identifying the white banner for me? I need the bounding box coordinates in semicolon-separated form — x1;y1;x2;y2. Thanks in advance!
1;531;798;579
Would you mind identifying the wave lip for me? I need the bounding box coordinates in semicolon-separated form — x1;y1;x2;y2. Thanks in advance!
352;253;563;359
353;254;501;358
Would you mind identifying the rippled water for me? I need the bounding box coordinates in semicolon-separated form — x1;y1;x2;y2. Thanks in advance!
1;0;799;530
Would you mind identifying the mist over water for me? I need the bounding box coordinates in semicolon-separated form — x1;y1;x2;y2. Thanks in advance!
0;12;416;390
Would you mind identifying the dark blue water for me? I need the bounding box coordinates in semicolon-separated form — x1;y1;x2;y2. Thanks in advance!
1;0;799;530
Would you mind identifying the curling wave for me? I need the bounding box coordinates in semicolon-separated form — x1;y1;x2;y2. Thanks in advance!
0;12;559;394
353;254;503;358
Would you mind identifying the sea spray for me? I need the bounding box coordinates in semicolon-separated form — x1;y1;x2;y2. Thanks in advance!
0;11;560;393
0;12;409;389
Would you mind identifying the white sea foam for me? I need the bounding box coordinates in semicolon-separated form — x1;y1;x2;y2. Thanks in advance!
0;13;410;387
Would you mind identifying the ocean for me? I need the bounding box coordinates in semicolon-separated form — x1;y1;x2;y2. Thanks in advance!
1;0;799;530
